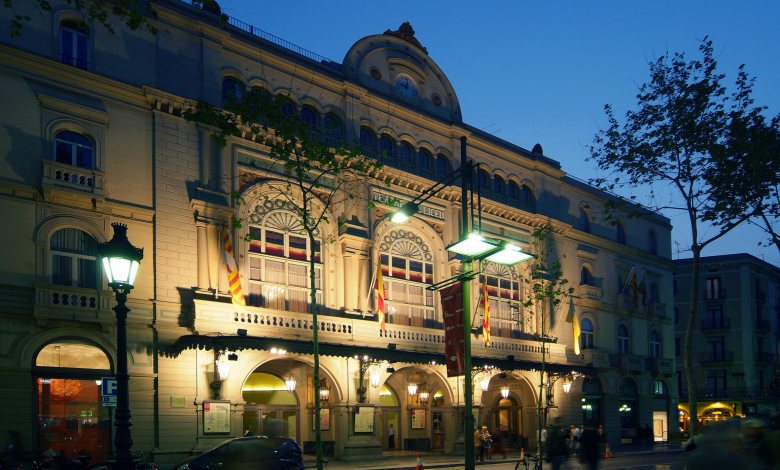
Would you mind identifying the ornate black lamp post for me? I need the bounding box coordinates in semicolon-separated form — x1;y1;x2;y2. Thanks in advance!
98;223;144;470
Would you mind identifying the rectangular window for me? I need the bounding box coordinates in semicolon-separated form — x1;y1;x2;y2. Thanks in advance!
675;338;680;357
288;235;307;261
52;254;73;286
705;370;727;397
705;277;721;300
704;305;724;328
249;227;262;253
264;230;285;257
391;257;406;279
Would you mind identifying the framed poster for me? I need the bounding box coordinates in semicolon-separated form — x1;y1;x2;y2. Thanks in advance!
312;408;330;431
203;400;231;434
353;406;375;434
411;409;426;429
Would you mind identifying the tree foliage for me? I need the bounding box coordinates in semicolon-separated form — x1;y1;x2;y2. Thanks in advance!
588;37;776;434
4;0;157;37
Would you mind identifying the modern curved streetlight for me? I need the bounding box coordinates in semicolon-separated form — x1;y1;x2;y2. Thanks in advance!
98;223;143;470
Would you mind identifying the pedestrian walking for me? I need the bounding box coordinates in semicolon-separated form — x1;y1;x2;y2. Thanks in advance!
546;418;569;470
578;424;601;470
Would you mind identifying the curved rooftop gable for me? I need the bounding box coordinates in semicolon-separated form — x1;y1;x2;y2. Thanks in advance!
343;22;462;123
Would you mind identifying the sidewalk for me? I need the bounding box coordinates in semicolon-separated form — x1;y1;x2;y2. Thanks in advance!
305;444;682;470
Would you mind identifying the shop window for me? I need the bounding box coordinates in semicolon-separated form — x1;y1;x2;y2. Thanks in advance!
59;21;89;69
55;130;94;169
51;228;98;289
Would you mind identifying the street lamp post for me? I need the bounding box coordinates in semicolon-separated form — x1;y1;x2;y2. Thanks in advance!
98;223;144;470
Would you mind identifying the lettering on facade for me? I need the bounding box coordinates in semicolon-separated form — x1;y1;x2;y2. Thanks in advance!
372;192;446;221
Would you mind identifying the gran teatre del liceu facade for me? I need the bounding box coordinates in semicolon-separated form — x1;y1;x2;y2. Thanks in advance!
0;0;676;465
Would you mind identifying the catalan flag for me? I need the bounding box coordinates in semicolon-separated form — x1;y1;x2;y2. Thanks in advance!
223;231;246;306
374;262;386;332
566;296;580;355
482;279;491;346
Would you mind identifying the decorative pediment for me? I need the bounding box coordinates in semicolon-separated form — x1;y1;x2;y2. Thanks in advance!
384;22;428;54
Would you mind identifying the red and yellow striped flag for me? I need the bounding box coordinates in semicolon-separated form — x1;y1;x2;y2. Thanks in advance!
223;231;246;306
482;279;491;346
374;262;386;331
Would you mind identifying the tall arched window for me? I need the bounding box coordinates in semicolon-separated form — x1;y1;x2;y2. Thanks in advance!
580;266;593;286
301;106;319;131
649;330;661;358
279;97;296;116
436;154;451;175
578;208;591;233
55;130;94;169
221;77;244;105
580;318;594;350
322;113;343;146
59;21;89;69
247;208;322;312
418;148;434;179
360;127;376;155
480;263;522;338
616;221;626;244
478;170;491;195
617;324;630;354
379;135;395;162
507;181;519;201
379;229;435;328
521;185;536;212
51;228;98;288
493;175;505;200
398;142;415;170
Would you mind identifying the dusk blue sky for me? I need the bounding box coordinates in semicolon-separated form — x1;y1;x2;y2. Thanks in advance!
217;0;780;266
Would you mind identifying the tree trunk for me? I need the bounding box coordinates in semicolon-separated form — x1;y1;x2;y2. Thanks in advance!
308;228;323;470
684;243;702;435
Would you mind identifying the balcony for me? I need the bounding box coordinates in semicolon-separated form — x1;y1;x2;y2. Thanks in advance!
575;348;610;369
34;284;115;324
699;351;733;364
576;284;602;302
701;318;730;330
617;292;641;311
609;353;644;372
42;160;105;197
645;301;667;318
703;288;726;301
756;351;777;363
645;357;674;375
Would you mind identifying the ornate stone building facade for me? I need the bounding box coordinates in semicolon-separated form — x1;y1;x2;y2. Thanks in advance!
0;0;675;465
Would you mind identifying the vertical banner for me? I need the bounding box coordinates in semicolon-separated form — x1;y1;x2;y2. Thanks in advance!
441;283;465;377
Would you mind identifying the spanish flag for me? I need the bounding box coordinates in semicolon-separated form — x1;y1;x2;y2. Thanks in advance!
223;231;246;306
482;280;491;346
374;262;386;332
566;296;580;355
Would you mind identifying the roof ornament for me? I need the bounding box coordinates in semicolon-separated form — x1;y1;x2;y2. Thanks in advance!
384;22;428;54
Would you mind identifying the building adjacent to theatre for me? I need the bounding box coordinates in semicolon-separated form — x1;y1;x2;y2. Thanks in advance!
674;254;780;429
0;0;676;465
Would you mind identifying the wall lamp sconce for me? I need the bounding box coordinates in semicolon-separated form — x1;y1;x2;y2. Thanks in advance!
319;379;330;406
407;383;418;397
418;386;430;406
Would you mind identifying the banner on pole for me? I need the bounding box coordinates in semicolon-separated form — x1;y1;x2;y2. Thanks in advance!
441;283;465;377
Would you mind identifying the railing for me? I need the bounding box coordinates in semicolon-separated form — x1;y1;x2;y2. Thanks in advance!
645;301;666;317
178;1;338;68
699;351;733;363
701;318;730;330
575;348;610;368
610;354;643;372
42;160;105;195
645;357;674;375
703;289;726;300
34;284;115;322
576;284;602;301
756;351;777;363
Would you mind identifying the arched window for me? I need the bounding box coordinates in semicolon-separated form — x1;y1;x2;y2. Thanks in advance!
616;221;626;244
617;324;630;354
399;142;415;170
301;106;319;131
580;266;593;286
580;318;594;350
479;263;522;338
55;130;94;169
247;208;322;313
436;154;451;175
60;21;89;69
648;230;657;254
578;208;591;233
493;175;505;199
649;330;661;358
50;228;98;289
221;77;244;105
507;181;519;201
379;135;395;162
477;170;490;195
418;148;434;179
322;113;343;146
279;97;296;116
521;185;536;212
379;229;435;328
359;127;376;155
652;379;668;396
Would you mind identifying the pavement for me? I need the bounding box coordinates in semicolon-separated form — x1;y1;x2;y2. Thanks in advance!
303;444;682;470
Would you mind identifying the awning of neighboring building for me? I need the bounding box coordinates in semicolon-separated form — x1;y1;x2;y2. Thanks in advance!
165;334;596;376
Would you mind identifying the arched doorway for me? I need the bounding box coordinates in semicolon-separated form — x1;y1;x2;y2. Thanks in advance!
379;385;400;451
242;364;301;442
484;373;535;450
33;338;113;465
618;378;639;443
581;378;603;427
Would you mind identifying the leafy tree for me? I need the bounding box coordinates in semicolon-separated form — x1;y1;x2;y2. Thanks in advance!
185;88;382;470
3;0;157;37
588;38;772;434
520;226;573;460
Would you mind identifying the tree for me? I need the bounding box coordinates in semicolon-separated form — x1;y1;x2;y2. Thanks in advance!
521;226;573;465
3;0;157;37
184;88;382;470
588;38;772;434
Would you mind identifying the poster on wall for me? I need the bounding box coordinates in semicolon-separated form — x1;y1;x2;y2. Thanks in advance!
411;409;426;429
353;406;375;433
203;400;231;434
312;408;330;431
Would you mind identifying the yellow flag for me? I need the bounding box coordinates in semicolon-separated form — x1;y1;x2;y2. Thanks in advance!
482;279;491;346
566;297;580;355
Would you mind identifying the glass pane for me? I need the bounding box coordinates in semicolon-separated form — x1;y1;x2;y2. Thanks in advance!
56;141;74;164
288;264;307;288
264;260;285;284
77;259;97;289
249;227;262;253
36;341;110;369
52;255;73;286
391;257;406;279
288;235;307;261
249;257;262;281
409;260;423;282
264;230;285;257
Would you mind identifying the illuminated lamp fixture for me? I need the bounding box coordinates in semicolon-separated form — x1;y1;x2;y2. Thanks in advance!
215;353;230;381
446;232;499;259
562;379;572;394
391;202;419;224
370;371;381;389
319;379;331;406
419;387;430;406
484;242;533;266
285;376;298;392
95;379;103;386
480;377;490;392
407;383;418;397
500;386;510;399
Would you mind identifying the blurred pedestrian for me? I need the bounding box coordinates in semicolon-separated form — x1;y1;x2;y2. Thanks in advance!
480;426;493;460
579;424;601;470
490;431;507;460
546;418;569;470
597;424;607;457
474;426;485;463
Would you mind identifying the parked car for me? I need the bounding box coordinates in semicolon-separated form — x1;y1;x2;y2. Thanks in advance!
174;436;304;470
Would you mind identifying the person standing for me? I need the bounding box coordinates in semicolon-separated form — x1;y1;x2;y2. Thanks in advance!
388;423;395;449
570;424;581;455
481;427;493;460
578;424;601;470
546;418;570;470
597;424;607;457
474;426;485;463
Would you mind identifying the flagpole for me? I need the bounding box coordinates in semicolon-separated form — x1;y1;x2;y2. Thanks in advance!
365;254;378;308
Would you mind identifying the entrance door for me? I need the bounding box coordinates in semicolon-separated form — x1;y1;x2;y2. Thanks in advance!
652;411;668;442
243;406;298;441
382;410;400;450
